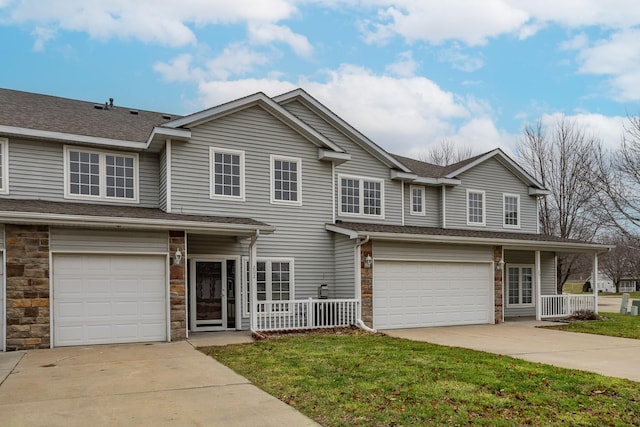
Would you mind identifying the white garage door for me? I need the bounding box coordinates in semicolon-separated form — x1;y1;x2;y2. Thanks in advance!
374;261;492;329
53;254;167;347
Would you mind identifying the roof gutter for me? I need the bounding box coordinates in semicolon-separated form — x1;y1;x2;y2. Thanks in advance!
0;211;275;235
0;125;147;150
390;170;460;186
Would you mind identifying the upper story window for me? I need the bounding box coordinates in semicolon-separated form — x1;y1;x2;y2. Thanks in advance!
339;175;384;218
0;138;8;194
64;146;138;202
467;189;485;226
503;194;520;228
210;147;244;200
410;185;425;216
271;155;301;205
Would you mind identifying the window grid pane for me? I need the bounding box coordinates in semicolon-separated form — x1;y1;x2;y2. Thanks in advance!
341;178;360;213
270;262;290;301
106;154;135;199
214;152;241;197
521;267;533;304
412;187;423;213
363;181;381;215
273;159;298;202
468;192;483;223
69;151;100;196
508;267;519;304
504;195;518;226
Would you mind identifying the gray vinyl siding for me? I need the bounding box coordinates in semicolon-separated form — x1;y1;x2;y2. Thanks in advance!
504;250;556;317
50;228;168;253
187;234;245;256
374;241;493;262
334;234;356;299
404;184;441;227
0;224;4;249
170;105;336;303
159;146;167;211
445;158;538;233
3;138;160;207
281;100;403;225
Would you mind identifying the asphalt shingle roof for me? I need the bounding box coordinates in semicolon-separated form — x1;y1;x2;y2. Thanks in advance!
0;88;181;143
391;151;491;179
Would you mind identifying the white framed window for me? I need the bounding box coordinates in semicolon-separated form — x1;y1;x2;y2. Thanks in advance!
410;185;425;216
270;155;301;205
338;174;384;218
210;147;245;200
466;189;485;226
64;146;139;202
0;138;8;194
503;194;520;228
507;265;534;306
242;257;295;317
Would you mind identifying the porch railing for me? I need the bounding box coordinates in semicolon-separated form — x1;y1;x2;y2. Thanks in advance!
254;298;360;331
540;294;596;319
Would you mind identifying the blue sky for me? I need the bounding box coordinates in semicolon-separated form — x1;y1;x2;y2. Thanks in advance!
1;1;639;157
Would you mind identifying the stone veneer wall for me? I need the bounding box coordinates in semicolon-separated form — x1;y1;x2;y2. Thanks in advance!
494;245;503;324
5;224;50;350
169;230;187;340
360;239;373;328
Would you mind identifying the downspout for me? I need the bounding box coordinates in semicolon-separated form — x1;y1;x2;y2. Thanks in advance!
355;235;377;333
441;185;447;229
249;230;260;335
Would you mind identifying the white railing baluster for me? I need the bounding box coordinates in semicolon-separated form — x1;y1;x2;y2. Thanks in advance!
254;299;360;332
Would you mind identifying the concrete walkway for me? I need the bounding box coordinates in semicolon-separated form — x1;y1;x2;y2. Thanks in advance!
385;320;640;382
0;341;319;427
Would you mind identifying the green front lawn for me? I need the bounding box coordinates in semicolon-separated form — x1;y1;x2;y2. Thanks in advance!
542;312;640;339
202;332;640;426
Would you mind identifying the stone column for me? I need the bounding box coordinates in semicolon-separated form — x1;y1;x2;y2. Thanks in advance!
493;245;503;324
169;230;186;341
5;224;50;350
360;240;373;327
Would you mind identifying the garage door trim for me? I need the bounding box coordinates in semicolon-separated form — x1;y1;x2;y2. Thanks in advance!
51;251;171;348
372;258;495;330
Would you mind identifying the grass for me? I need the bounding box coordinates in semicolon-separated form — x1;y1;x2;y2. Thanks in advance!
202;332;640;426
542;312;640;339
562;281;586;293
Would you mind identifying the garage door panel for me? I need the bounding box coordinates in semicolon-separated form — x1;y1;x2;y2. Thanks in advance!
54;254;167;347
374;261;492;329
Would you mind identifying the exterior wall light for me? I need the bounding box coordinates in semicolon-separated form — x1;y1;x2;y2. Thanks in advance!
497;258;505;270
174;248;183;266
364;254;373;269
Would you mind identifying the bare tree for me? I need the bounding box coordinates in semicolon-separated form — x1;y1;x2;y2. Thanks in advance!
420;139;475;166
518;117;603;292
599;233;640;293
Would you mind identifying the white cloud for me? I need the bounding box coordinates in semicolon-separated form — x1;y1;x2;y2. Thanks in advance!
537;112;625;149
248;23;313;57
153;54;202;82
385;50;418;77
437;45;484;72
4;0;299;48
31;26;56;51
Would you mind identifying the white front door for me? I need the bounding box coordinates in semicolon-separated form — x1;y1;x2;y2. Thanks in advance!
190;259;233;331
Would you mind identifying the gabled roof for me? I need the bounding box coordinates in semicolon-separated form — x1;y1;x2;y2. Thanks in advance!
164;91;345;153
0;88;178;148
328;221;611;253
274;88;412;173
392;149;548;192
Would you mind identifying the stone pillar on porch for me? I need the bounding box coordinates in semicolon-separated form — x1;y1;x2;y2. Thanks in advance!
5;224;51;351
493;245;503;324
360;240;373;328
169;230;186;341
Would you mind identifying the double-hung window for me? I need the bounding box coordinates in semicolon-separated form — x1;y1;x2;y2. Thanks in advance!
467;189;485;225
64;146;138;202
339;175;384;217
0;138;8;194
210;147;244;200
242;258;294;316
503;194;520;228
271;155;301;205
410;185;425;216
507;265;534;306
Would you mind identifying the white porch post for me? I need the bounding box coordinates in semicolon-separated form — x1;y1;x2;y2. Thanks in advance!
249;231;259;331
593;251;599;314
535;250;542;320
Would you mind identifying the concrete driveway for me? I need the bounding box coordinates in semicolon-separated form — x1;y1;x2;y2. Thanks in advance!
0;341;319;427
385;320;640;382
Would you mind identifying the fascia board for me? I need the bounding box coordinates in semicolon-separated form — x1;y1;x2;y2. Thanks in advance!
0;211;276;235
529;187;551;196
0;125;147;150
